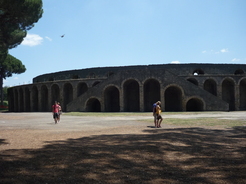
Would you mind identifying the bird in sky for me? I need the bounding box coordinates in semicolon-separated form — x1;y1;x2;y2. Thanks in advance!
61;34;65;38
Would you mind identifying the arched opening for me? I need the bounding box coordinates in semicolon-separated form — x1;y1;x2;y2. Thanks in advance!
104;86;120;112
86;98;101;112
25;87;31;112
239;78;246;110
143;79;160;111
186;98;204;111
14;89;18;112
193;69;204;75
63;83;73;112
8;88;14;111
72;75;79;79
41;85;49;112
32;86;39;112
77;82;88;97
19;88;24;112
51;84;60;108
187;78;198;86
123;79;140;112
204;79;217;96
222;78;235;111
165;86;182;111
235;69;244;75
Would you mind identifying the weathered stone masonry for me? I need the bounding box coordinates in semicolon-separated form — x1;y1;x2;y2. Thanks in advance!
7;63;246;112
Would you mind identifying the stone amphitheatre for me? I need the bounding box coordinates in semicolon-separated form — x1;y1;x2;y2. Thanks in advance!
7;63;246;112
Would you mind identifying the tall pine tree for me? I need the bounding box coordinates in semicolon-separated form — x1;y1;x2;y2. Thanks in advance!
0;0;43;105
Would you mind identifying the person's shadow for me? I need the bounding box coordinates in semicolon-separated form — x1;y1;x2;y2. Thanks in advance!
147;126;156;128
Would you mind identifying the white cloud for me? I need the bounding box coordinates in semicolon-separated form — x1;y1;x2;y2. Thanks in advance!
202;49;229;54
45;36;52;41
220;48;229;53
171;61;180;64
21;33;43;46
232;58;240;62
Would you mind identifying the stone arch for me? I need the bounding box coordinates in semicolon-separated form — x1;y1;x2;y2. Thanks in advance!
25;87;31;112
187;78;198;86
77;82;88;97
235;69;244;75
19;88;24;112
14;89;18;112
123;79;140;112
222;78;235;111
204;78;217;96
193;69;204;75
63;83;73;112
239;78;246;110
143;78;160;111
164;85;183;111
104;85;120;112
51;84;60;107
8;88;14;111
186;97;204;111
72;74;79;79
49;77;54;81
32;86;39;112
86;98;101;112
41;85;49;112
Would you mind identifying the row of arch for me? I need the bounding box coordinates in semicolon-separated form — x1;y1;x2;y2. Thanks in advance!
34;66;245;83
192;68;245;75
8;76;246;112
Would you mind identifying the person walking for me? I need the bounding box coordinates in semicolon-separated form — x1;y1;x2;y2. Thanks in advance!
52;101;60;124
153;101;161;127
155;103;163;128
57;102;62;122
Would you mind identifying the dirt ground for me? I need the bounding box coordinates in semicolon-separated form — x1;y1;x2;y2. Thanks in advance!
0;112;246;184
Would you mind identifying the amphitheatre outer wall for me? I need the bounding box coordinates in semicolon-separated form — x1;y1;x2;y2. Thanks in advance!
7;63;246;112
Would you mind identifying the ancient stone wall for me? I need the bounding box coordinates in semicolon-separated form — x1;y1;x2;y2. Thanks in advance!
8;64;246;112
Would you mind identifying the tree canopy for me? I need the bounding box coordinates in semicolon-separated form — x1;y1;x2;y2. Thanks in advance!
0;54;26;105
0;0;43;59
1;54;26;79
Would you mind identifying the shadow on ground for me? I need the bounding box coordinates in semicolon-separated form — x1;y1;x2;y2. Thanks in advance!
0;127;246;184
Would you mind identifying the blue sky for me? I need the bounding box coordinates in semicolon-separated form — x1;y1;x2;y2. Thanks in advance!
5;0;246;86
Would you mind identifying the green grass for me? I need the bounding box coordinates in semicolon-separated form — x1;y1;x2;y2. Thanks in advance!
160;118;245;128
65;112;246;128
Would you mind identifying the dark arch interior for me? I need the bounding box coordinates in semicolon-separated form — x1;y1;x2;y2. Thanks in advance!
123;80;140;112
86;98;101;112
204;79;217;96
186;98;204;111
144;79;160;111
104;86;120;112
165;86;182;111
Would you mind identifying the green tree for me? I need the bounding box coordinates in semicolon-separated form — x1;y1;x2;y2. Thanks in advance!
0;0;43;105
0;54;26;105
0;0;43;57
3;86;8;101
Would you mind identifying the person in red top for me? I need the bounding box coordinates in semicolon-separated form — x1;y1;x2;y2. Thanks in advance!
52;101;60;124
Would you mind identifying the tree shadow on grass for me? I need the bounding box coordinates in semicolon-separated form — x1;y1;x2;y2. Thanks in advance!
0;127;246;184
